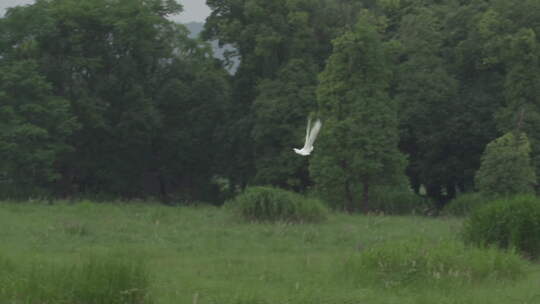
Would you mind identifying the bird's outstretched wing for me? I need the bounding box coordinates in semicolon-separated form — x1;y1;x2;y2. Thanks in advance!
303;117;312;148
306;119;322;148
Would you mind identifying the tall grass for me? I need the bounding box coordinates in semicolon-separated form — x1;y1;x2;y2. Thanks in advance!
462;195;540;259
343;238;527;289
0;201;538;304
0;253;152;304
227;186;328;223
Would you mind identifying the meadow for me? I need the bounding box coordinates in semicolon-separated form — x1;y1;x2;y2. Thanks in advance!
0;201;539;304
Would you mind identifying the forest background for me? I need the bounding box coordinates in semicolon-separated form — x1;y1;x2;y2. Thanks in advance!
1;0;539;212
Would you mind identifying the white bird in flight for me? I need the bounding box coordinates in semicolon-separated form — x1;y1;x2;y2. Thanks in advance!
294;118;322;156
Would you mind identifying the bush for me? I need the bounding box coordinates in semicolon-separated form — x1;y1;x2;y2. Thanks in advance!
0;253;153;304
368;186;434;215
227;186;328;223
312;183;433;214
475;132;536;196
343;238;527;289
462;195;540;259
442;192;490;216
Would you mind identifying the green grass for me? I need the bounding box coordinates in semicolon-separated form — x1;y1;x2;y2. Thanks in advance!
462;195;540;259
345;238;526;289
1;252;151;303
0;201;539;303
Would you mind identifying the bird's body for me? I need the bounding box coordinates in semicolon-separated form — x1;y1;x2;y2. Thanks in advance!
293;146;313;156
294;118;322;156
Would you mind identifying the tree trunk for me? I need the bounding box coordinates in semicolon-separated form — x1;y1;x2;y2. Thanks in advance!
457;179;466;193
446;182;456;201
344;180;355;213
54;165;77;200
362;179;370;214
157;173;171;205
408;170;421;195
426;183;445;210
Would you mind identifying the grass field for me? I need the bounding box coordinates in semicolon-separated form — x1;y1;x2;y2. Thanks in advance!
0;201;539;303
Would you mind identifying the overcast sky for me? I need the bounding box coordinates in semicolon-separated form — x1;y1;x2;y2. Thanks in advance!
0;0;210;23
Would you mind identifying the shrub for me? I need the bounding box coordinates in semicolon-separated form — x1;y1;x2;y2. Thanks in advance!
462;195;540;259
368;186;434;215
442;192;490;216
2;253;153;304
312;183;433;214
475;132;536;196
343;238;527;289
227;186;328;223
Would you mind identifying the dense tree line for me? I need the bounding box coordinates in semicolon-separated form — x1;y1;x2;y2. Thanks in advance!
0;0;539;210
0;0;229;202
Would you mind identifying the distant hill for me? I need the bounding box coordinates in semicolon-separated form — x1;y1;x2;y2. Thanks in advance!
184;22;239;73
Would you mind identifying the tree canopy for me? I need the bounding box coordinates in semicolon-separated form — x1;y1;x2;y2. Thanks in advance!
310;12;405;212
1;0;539;208
0;0;229;201
475;131;537;196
